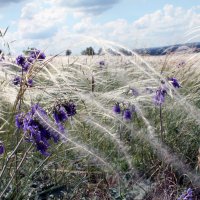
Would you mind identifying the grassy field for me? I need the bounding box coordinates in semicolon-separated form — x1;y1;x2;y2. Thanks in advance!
0;50;200;199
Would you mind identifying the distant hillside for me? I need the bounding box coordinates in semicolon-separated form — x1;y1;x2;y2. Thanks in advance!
134;42;200;56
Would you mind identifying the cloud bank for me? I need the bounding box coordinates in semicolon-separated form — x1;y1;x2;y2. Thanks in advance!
3;3;200;54
0;0;25;6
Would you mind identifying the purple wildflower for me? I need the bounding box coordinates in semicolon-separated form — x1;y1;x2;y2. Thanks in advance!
16;55;26;66
27;79;33;87
23;62;30;71
168;77;180;88
30;49;46;60
13;76;21;85
113;103;121;114
15;113;24;128
0;142;5;155
99;61;105;65
36;141;50;156
53;106;68;123
123;109;132;120
17;104;61;156
62;101;76;117
28;56;35;63
31;103;47;116
153;88;167;105
177;188;193;200
38;52;46;59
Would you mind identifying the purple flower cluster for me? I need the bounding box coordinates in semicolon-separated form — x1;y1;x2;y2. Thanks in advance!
13;76;21;86
30;49;46;60
62;101;77;117
12;76;33;87
168;77;181;88
16;49;46;72
16;55;31;72
0;142;5;155
99;61;105;66
15;104;60;156
113;103;135;121
27;79;33;87
153;77;180;105
113;103;121;114
123;109;132;120
53;106;68;124
13;48;45;87
153;88;167;105
177;188;193;200
53;101;77;124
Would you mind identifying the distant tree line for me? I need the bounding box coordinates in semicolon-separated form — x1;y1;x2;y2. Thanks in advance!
81;47;95;56
64;46;135;56
66;49;72;56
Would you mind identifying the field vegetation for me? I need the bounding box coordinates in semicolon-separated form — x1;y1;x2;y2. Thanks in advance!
0;39;200;199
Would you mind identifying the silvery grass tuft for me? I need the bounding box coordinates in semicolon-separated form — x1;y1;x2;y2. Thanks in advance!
0;34;200;199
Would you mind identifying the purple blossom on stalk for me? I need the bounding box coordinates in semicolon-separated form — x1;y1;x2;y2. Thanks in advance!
13;76;21;85
62;101;77;117
30;103;47;116
15;113;24;128
0;142;5;155
16;104;61;156
99;61;105;66
23;62;30;71
113;103;121;114
27;79;33;87
53;106;68;124
123;109;132;120
168;77;180;88
30;49;46;60
38;52;46;59
36;141;50;156
16;55;26;66
27;56;35;63
177;188;193;200
153;88;167;105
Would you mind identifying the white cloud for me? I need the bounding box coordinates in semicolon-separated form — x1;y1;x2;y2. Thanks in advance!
131;4;200;46
20;2;40;19
17;2;67;39
4;4;200;55
46;0;121;15
0;0;25;6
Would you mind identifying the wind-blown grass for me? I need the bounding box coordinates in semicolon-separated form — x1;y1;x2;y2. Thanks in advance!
0;40;200;199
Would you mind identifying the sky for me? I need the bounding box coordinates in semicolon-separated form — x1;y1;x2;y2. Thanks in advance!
0;0;200;55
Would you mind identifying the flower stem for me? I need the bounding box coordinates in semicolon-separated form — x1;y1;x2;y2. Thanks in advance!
159;104;163;142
